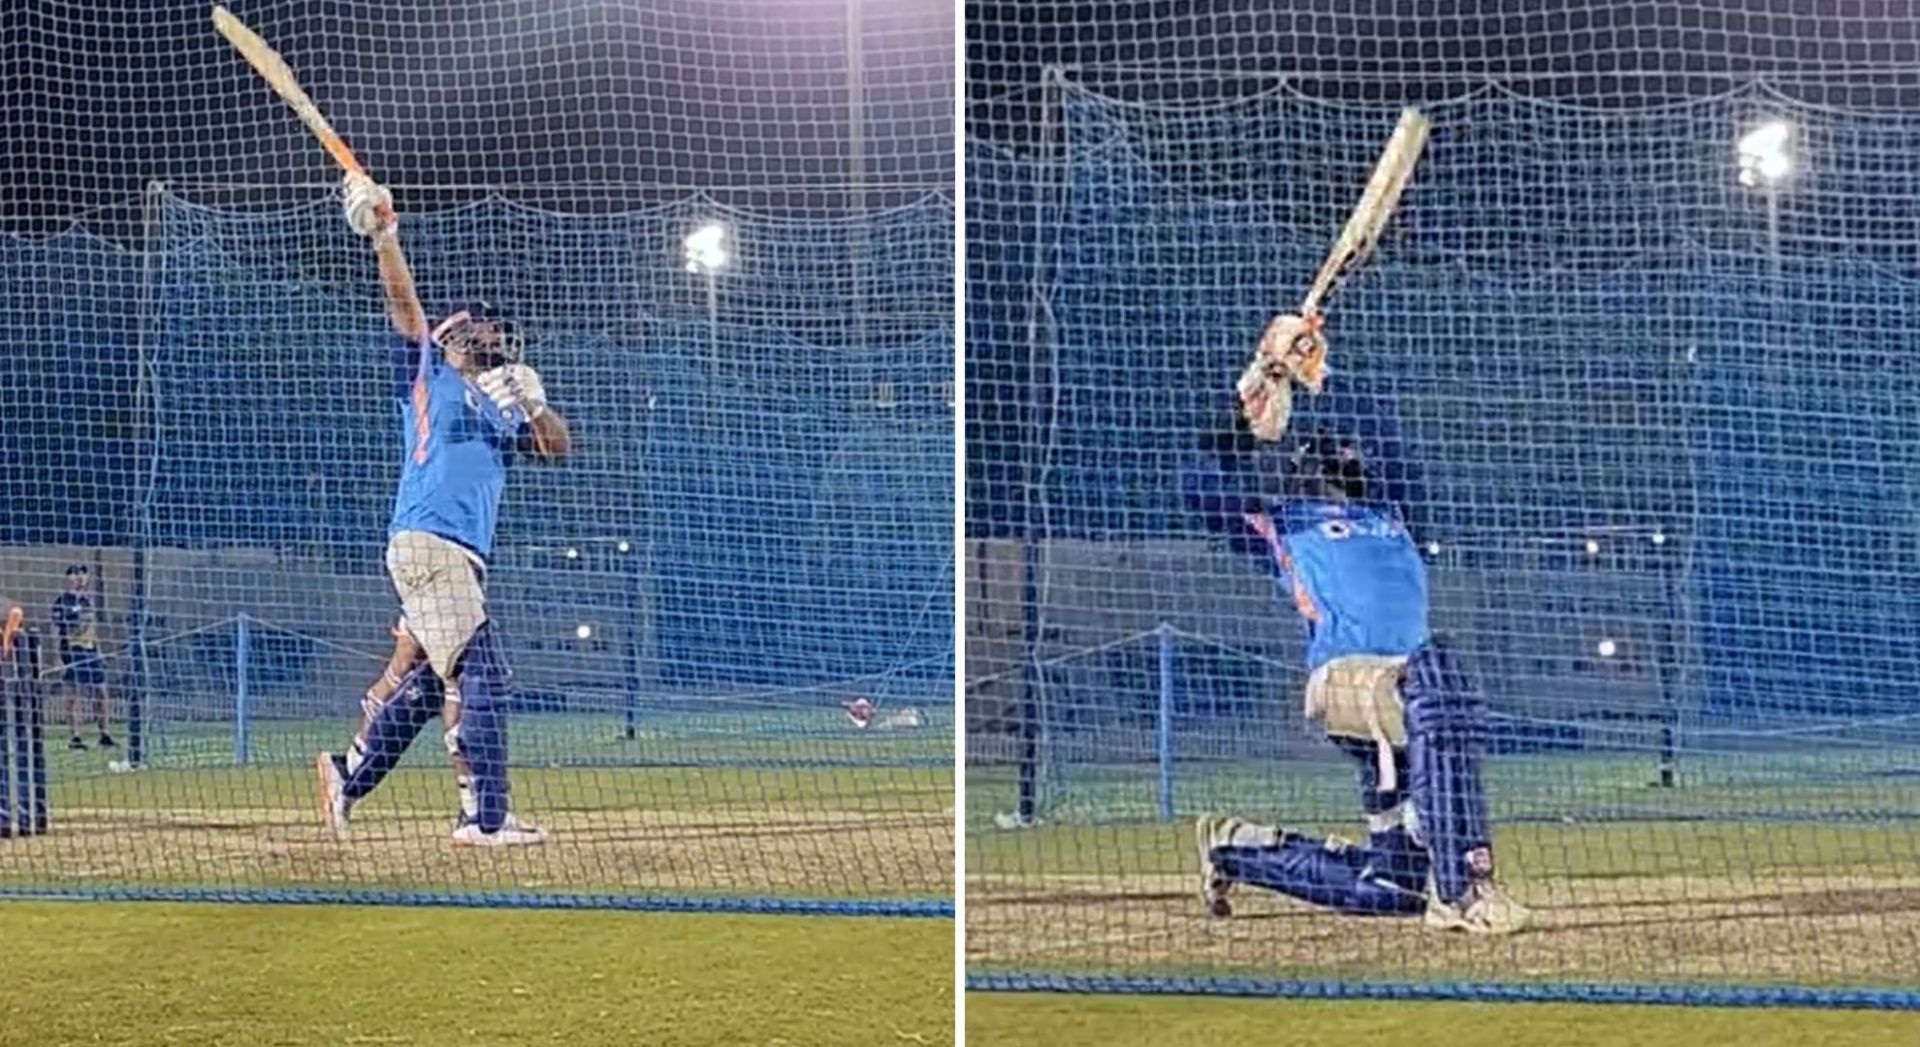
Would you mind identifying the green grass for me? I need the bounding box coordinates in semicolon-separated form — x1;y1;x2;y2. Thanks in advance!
963;754;1920;992
965;752;1920;832
968;817;1918;884
0;901;954;1047
966;994;1920;1047
54;760;949;817
5;737;953;903
142;710;953;770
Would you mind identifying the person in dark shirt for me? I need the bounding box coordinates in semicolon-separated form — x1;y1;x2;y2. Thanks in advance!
51;564;113;751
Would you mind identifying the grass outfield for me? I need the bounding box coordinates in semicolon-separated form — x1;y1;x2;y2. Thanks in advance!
2;742;953;903
0;902;954;1047
964;758;1920;990
965;993;1920;1046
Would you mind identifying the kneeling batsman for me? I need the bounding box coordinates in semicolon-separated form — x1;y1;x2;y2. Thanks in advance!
1182;314;1531;935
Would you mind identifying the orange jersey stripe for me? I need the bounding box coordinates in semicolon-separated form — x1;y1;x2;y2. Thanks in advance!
1275;546;1321;622
411;373;431;464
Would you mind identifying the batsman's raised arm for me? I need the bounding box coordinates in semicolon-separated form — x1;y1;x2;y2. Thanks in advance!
524;408;571;460
342;173;426;343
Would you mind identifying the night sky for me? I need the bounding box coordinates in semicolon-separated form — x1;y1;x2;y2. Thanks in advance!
970;0;1920;142
1;0;953;236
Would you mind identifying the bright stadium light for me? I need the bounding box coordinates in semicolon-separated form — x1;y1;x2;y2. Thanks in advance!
575;624;593;640
1737;119;1795;188
682;221;732;274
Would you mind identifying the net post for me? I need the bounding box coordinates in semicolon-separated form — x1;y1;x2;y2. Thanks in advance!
2;652;14;836
127;542;148;769
3;639;49;836
233;614;251;766
1653;532;1683;788
1015;539;1041;825
622;548;641;740
1156;622;1175;822
28;659;46;833
127;178;164;771
1013;64;1066;830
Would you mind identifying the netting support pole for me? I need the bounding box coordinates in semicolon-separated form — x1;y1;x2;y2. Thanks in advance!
1156;622;1175;822
233;614;251;766
1013;65;1075;829
622;550;642;740
1013;65;1066;828
1766;187;1782;290
127;179;164;770
845;0;869;361
1654;539;1683;788
1015;544;1041;823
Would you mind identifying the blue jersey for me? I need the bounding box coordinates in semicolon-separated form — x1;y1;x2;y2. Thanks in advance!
1256;500;1429;671
387;336;525;559
1180;375;1431;671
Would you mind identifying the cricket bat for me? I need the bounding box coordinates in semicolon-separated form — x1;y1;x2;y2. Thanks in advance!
211;5;369;177
1298;107;1431;316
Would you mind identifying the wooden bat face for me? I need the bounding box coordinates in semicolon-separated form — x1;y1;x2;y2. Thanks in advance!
1301;108;1430;316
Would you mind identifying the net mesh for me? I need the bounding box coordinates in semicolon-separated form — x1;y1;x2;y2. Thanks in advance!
966;2;1920;1006
0;0;952;915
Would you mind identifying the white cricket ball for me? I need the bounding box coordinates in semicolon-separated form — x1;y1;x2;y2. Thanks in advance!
1597;639;1618;658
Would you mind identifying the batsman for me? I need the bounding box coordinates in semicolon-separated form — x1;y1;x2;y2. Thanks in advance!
313;172;571;846
1183;313;1531;934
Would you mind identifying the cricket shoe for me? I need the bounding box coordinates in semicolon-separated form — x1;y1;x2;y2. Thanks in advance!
1196;816;1306;918
1195;815;1256;919
451;813;548;848
1424;876;1534;935
314;752;351;837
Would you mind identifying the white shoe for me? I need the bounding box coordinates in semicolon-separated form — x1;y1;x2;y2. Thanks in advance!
450;813;548;847
1425;877;1534;935
1195;816;1241;918
314;753;350;837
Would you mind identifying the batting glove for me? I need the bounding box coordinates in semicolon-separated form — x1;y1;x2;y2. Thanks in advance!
342;173;394;239
475;364;548;421
1255;312;1329;393
1237;357;1293;442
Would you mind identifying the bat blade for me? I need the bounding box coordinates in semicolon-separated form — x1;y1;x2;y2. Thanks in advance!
211;5;365;175
1299;107;1430;316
